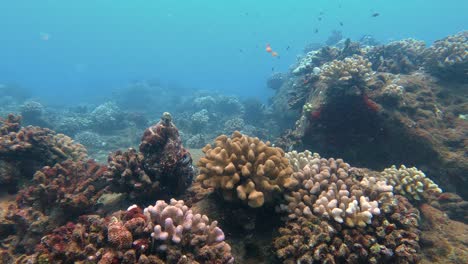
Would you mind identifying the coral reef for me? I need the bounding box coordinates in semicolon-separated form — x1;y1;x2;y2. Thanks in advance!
275;151;421;263
74;130;103;148
267;72;286;90
274;194;421;264
196;131;294;208
27;200;233;264
419;204;468;264
379;165;442;202
319;55;373;87
140;112;194;196
90;102;123;132
423;31;468;81
271;33;468;199
105;148;156;200
106;112;194;200
366;39;426;74
16;159;108;216
281;151;392;227
0;114;87;192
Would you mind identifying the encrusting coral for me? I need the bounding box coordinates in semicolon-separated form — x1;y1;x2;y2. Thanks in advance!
196;131;295;208
365;39;426;74
29;199;234;264
423;31;468;80
16;159;108;216
0;114;87;192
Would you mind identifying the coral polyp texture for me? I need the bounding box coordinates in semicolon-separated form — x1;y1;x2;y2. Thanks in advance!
365;39;426;74
424;31;468;80
275;151;422;263
30;200;233;264
105;148;155;200
16;159;108;216
281;151;392;227
140;112;194;196
0;114;87;192
105;112;194;200
379;165;442;201
319;55;373;87
196;131;295;208
274;195;421;264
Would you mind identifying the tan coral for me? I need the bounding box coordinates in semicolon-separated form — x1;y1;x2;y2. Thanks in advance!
281;151;392;227
319;55;373;87
196;131;295;208
379;165;442;201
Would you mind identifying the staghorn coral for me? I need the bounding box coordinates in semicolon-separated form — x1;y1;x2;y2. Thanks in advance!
16;159;108;216
424;31;468;80
379;165;442;202
365;39;426;74
30;200;233;264
319;55;373;87
196;131;295;208
281;151;393;227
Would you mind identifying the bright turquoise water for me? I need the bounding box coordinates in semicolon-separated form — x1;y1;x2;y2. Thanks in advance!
0;0;466;103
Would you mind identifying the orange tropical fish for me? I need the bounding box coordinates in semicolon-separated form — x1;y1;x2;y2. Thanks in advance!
266;43;272;53
271;51;279;57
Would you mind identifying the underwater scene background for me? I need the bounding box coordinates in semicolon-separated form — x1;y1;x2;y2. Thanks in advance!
0;0;467;263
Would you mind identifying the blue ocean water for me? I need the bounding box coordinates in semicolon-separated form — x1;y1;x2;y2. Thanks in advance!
0;0;466;104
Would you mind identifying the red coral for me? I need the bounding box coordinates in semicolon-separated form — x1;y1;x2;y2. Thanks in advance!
363;94;381;112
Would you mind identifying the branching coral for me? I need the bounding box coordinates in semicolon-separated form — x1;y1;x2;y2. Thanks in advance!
196;131;295;208
275;151;421;263
424;31;468;80
379;165;442;201
274;195;421;264
31;200;234;264
319;55;373;87
281;151;392;227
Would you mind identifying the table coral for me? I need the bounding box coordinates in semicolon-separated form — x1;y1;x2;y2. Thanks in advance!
196;131;295;208
29;200;234;264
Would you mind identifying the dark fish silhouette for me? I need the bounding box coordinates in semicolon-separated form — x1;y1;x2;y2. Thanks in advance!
314;28;319;33
339;22;344;26
371;13;380;17
318;17;322;21
286;46;290;51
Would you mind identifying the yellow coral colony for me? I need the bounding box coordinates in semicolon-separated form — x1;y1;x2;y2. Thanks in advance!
196;131;295;208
